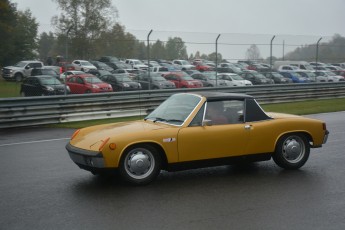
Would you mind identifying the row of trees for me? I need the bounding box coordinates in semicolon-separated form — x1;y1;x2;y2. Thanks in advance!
1;0;344;68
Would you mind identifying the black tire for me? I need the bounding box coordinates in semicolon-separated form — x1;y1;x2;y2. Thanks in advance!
273;133;310;169
119;144;161;185
15;73;23;82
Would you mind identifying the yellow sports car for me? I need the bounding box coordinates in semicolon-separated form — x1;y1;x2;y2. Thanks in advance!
66;92;329;185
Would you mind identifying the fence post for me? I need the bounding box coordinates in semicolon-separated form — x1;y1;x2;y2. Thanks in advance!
147;29;153;90
270;35;276;72
215;34;221;86
316;37;322;69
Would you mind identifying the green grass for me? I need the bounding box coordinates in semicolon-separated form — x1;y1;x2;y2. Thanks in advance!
48;98;345;129
0;79;21;97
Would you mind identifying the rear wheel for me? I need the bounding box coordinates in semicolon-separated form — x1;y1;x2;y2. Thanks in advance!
273;133;310;169
119;144;161;185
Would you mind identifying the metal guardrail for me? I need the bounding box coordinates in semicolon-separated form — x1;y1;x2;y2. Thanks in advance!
1;82;345;129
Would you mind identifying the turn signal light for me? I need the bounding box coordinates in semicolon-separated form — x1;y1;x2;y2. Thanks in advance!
109;143;116;150
71;129;80;140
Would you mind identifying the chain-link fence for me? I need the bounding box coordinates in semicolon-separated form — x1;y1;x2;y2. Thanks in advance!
1;31;344;98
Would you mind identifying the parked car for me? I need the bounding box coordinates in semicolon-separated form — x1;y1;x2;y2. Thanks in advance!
325;66;345;77
314;71;345;82
217;73;253;86
279;71;310;83
71;60;97;72
172;60;195;70
295;71;327;82
132;72;176;90
66;92;329;185
2;60;44;81
89;61;114;72
60;70;85;81
56;62;75;73
99;73;142;91
66;74;113;94
190;72;228;87
240;71;274;85
20;76;69;96
163;72;203;88
125;59;148;70
261;72;292;84
193;61;213;72
247;63;270;72
277;65;300;72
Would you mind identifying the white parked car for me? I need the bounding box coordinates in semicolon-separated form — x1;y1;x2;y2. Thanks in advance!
217;73;253;86
295;70;327;82
277;65;300;72
125;59;148;70
172;59;195;70
60;70;85;81
314;71;344;82
71;60;97;72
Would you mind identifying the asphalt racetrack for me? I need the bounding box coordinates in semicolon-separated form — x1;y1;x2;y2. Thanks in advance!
0;112;344;230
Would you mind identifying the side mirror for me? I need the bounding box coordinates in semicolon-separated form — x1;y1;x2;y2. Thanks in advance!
202;119;213;126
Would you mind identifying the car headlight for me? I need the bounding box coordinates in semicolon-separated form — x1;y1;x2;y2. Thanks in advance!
45;86;54;91
123;83;130;87
138;83;141;87
92;84;99;89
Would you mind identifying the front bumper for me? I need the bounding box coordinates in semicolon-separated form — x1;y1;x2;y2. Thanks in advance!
323;130;329;144
66;143;105;171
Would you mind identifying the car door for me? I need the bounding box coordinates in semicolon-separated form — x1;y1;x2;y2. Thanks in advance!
177;100;250;162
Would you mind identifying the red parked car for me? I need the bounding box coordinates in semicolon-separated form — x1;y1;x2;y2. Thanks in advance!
163;72;203;88
66;74;113;94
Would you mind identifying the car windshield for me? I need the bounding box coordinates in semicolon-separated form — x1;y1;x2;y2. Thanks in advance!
181;75;194;80
271;73;284;78
39;77;61;85
300;72;316;77
145;93;201;126
151;76;166;81
14;61;27;67
115;75;132;82
231;74;244;80
84;76;103;83
42;69;58;75
253;73;266;79
325;71;336;76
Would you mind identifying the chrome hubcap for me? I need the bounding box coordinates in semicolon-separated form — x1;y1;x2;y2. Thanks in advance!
282;136;305;163
125;149;154;179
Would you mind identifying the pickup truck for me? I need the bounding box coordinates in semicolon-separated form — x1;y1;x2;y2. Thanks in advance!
1;60;44;81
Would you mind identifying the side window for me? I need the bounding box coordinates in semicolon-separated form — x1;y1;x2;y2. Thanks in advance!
205;101;228;125
76;77;84;84
189;103;205;127
223;100;244;124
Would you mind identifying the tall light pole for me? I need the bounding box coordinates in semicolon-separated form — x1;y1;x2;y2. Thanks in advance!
316;37;322;69
64;25;73;95
147;29;153;90
215;34;221;86
270;35;276;72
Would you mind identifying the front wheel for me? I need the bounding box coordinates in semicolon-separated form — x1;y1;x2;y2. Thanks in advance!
119;145;161;185
273;133;310;169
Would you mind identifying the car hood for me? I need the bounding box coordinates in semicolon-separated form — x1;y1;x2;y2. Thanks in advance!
4;66;21;70
70;120;171;151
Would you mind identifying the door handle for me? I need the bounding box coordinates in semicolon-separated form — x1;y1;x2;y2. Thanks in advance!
244;125;252;130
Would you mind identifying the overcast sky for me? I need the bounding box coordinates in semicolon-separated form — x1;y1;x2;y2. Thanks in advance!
12;0;345;60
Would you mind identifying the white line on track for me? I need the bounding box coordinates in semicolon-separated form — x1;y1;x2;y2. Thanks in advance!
0;138;70;147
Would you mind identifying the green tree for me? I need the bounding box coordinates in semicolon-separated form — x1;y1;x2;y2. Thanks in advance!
245;44;261;60
151;40;166;60
52;0;118;60
165;37;188;60
38;32;57;62
0;1;38;66
0;0;17;66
